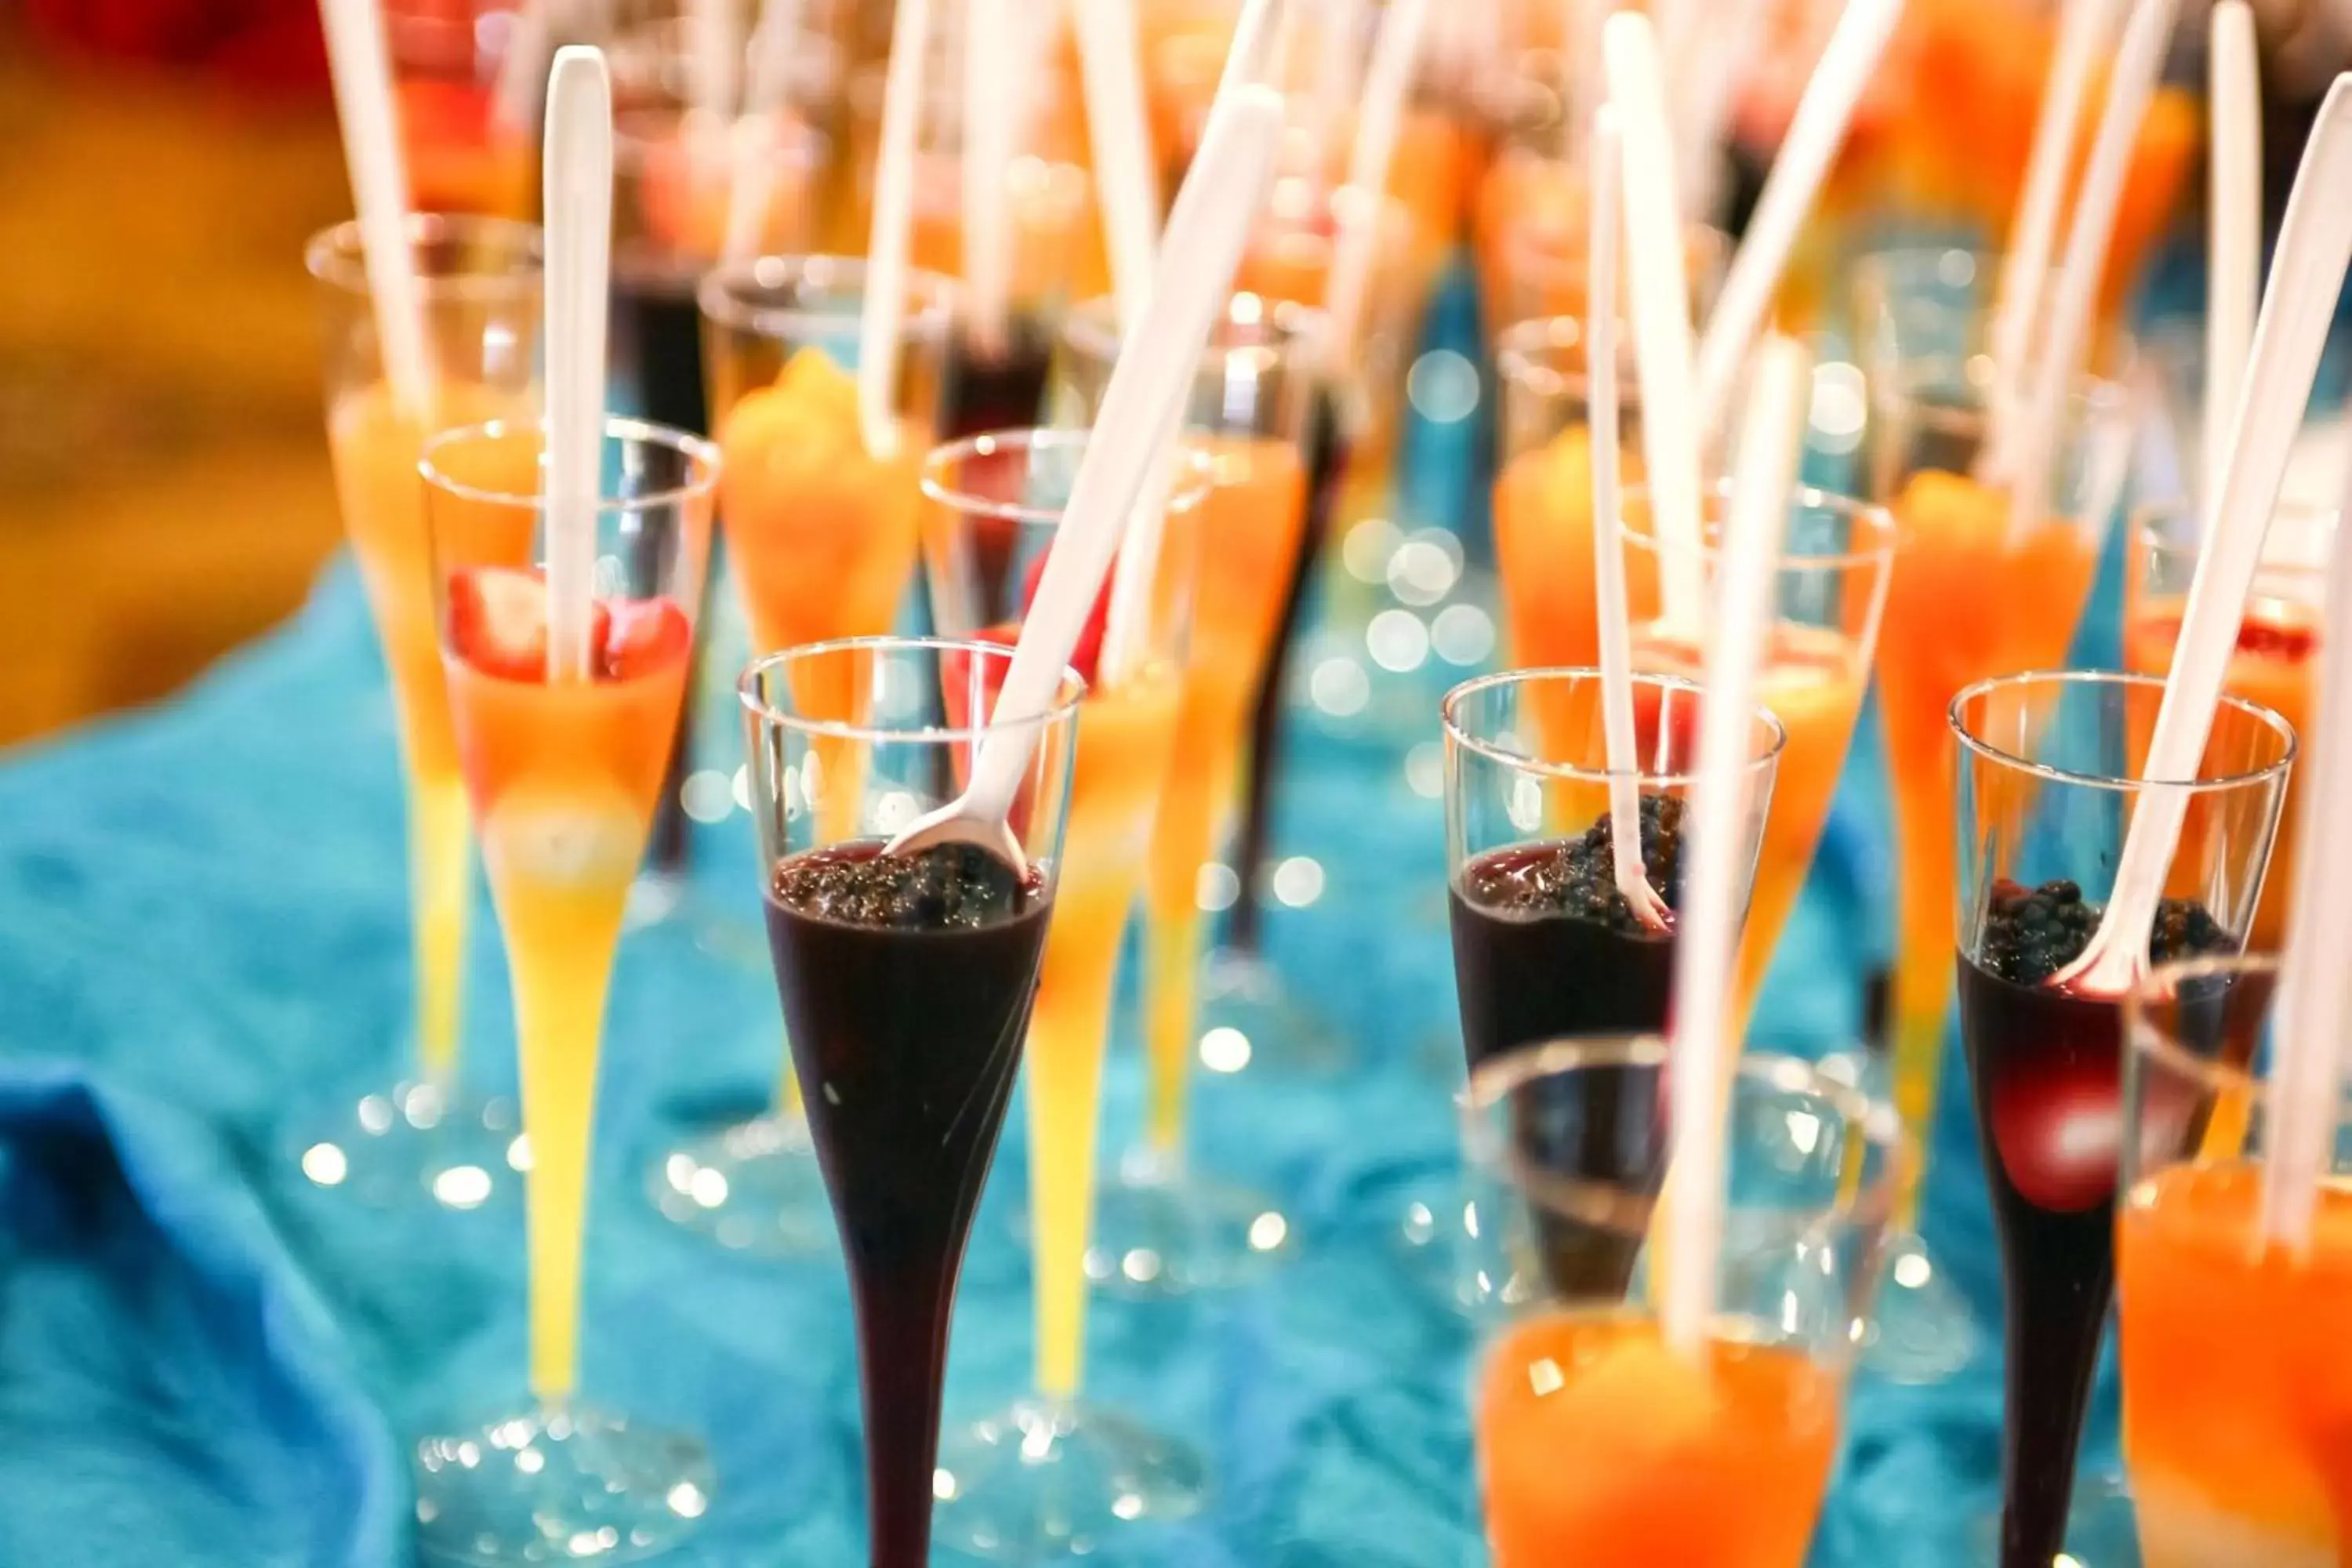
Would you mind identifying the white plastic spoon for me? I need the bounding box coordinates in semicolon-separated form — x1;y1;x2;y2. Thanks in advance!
541;45;615;684
855;0;931;460
1587;107;1669;933
2206;0;2262;511
885;84;1289;872
2053;73;2352;1000
318;0;434;418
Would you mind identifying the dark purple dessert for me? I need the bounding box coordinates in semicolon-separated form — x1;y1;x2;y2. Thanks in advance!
1956;877;2232;1568
764;840;1052;1568
1450;796;1684;1298
1449;793;1685;1073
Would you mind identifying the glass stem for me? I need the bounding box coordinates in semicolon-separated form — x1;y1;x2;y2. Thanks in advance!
408;772;473;1086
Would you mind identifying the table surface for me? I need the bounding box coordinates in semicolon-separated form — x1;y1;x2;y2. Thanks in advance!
0;508;2149;1568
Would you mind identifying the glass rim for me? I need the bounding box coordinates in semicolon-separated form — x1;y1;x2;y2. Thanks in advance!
695;252;958;337
1440;666;1788;786
1617;480;1899;573
2132;498;2339;579
1059;289;1334;368
304;212;545;299
1949;669;2300;794
417;416;721;513
1461;1036;1907;1239
918;428;1217;526
1871;352;2129;422
2122;951;2284;1104
737;636;1087;744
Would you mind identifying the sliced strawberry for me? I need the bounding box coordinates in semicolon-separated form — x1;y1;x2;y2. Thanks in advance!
448;567;618;683
1987;1047;2122;1214
1018;550;1112;684
601;597;692;681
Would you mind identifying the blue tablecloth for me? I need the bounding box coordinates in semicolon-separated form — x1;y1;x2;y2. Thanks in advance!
0;540;2137;1566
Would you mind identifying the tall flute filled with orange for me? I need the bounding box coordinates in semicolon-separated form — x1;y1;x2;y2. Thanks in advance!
920;430;1216;1551
1057;292;1320;1294
415;414;720;1559
1461;1036;1901;1568
301;213;543;1201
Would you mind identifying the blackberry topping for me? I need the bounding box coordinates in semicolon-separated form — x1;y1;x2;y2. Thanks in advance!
772;841;1040;930
1979;877;2233;987
1461;794;1685;935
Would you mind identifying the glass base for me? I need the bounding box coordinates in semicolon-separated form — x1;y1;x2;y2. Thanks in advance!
1969;1470;2140;1567
1198;949;1347;1078
646;1112;833;1257
289;1080;523;1210
1862;1232;1980;1384
414;1404;714;1565
931;1399;1207;1559
1392;1174;1480;1318
1087;1149;1295;1300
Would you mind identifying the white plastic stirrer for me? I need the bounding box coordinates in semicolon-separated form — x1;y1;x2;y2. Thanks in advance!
885;85;1289;871
2207;0;2262;512
542;46;615;685
1322;0;1427;367
318;0;434;418
1586;109;1668;932
685;0;743;150
1560;0;1610;149
1073;0;1164;329
855;0;931;460
2053;74;2352;1001
722;0;808;263
2259;419;2352;1248
1982;0;2124;466
1661;334;1808;1356
1603;10;1708;639
1309;0;1370;158
960;0;1018;355
1998;0;2181;530
1215;0;1287;102
1690;0;1904;445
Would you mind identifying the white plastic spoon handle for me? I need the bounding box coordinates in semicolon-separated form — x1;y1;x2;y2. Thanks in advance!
1662;334;1807;1356
1604;9;1708;638
489;0;552;135
543;45;615;685
1985;0;2124;452
2206;0;2262;510
722;0;807;263
1588;110;1650;913
1691;0;1904;443
856;0;931;460
957;87;1289;829
1323;0;1427;367
318;0;435;418
2067;74;2352;1000
1216;0;1285;100
2263;357;2352;1247
2003;0;2180;536
1073;0;1164;330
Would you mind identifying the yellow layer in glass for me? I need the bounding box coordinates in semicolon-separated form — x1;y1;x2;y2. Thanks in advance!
448;650;688;1399
1478;1311;1842;1568
329;379;529;1076
2121;1163;2352;1568
1142;439;1308;1153
1028;665;1184;1398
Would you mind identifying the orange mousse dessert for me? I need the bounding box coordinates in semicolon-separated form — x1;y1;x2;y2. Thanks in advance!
1880;470;2102;1178
1478;1312;1842;1568
2120;1163;2352;1568
398;78;533;219
443;567;695;1394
